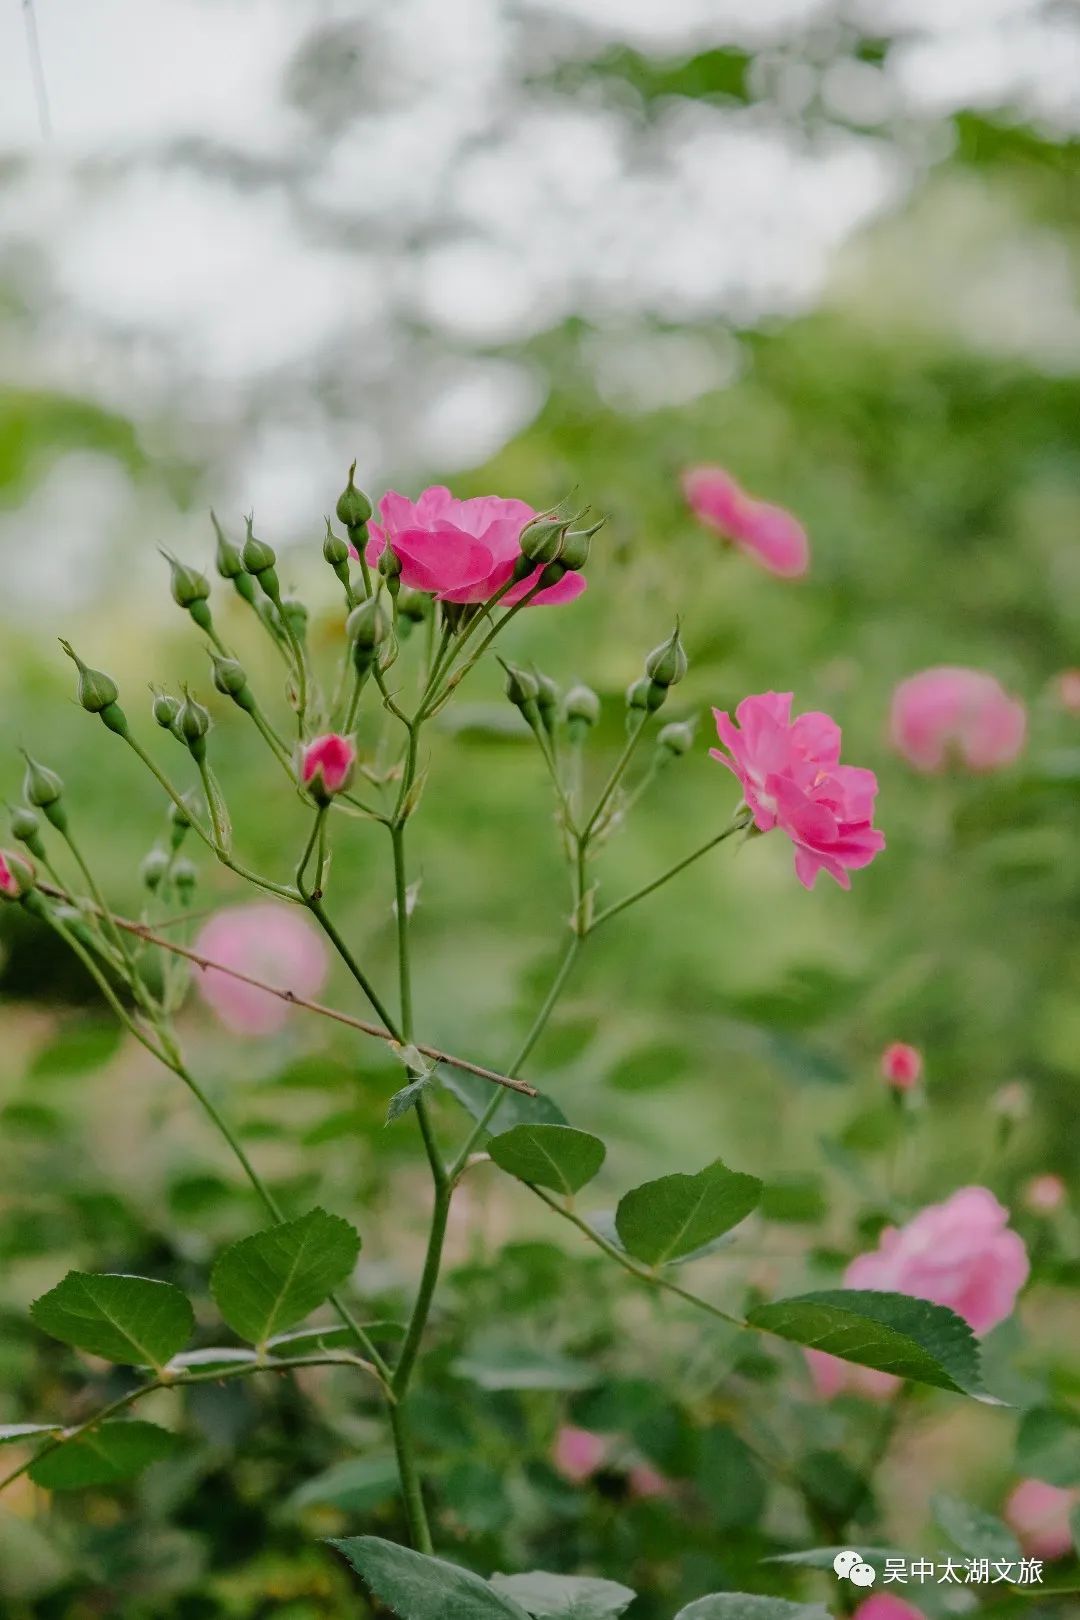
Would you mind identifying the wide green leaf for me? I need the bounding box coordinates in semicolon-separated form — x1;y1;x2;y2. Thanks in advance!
489;1124;606;1196
931;1492;1022;1562
615;1160;762;1266
266;1321;405;1357
441;1069;568;1134
210;1208;360;1346
31;1272;194;1370
292;1455;401;1513
490;1571;636;1618
1015;1406;1080;1486
746;1290;988;1397
28;1421;181;1490
330;1536;531;1618
676;1599;828;1620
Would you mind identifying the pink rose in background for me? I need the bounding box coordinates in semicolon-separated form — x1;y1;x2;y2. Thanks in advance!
881;1042;922;1091
364;487;586;606
552;1426;608;1484
628;1462;673;1501
301;733;356;800
682;466;809;578
853;1597;926;1620
710;693;885;890
1056;670;1080;715
1023;1174;1067;1215
808;1187;1029;1400
1003;1478;1078;1561
890;667;1027;773
193;904;329;1036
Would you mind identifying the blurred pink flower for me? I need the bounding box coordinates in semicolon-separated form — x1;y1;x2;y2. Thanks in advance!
710;692;885;890
1056;670;1080;715
364;488;586;607
0;848;32;900
682;466;809;578
1023;1173;1067;1215
193;904;329;1036
1004;1478;1078;1561
628;1462;673;1500
890;667;1026;773
552;1425;608;1484
301;734;355;800
881;1042;922;1091
808;1187;1029;1400
853;1597;926;1620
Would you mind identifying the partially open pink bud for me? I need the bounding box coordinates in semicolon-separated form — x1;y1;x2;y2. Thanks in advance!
551;1425;608;1484
628;1462;672;1501
890;667;1026;773
1023;1173;1067;1215
301;733;356;803
0;847;35;900
682;465;809;578
1056;670;1080;715
881;1042;922;1091
1003;1478;1079;1561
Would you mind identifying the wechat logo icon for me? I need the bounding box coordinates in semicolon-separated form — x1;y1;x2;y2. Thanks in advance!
833;1550;876;1588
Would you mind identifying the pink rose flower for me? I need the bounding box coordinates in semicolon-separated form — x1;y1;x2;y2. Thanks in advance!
0;848;33;900
890;667;1026;773
682;466;809;578
628;1461;672;1501
363;487;586;607
881;1042;922;1091
193;903;329;1036
1003;1478;1078;1561
301;733;356;801
710;693;885;890
1056;670;1080;715
551;1425;608;1484
853;1598;926;1620
808;1187;1029;1400
1023;1174;1067;1215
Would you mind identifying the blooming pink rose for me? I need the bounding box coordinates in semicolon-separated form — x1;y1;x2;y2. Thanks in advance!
363;487;586;607
710;693;885;890
881;1042;922;1091
853;1597;926;1620
808;1187;1029;1400
193;904;329;1036
0;848;33;900
1056;670;1080;715
1023;1174;1067;1215
890;668;1026;773
1003;1478;1078;1561
301;733;356;800
682;466;809;578
551;1425;608;1484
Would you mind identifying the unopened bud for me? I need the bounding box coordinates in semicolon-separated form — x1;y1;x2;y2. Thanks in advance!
140;848;170;892
518;513;569;566
645;623;687;689
169;792;198;849
10;805;45;858
397;587;429;623
502;660;540;710
177;691;210;762
0;847;35;901
241;519;280;600
538;560;567;591
22;753;63;810
347;594;390;651
163;552;212;631
564;683;600;735
534;671;560;735
152;690;181;730
378;544;403;594
173;857;198;902
322;520;351;570
336;461;373;530
657;719;695;757
281;597;309;642
60;640;128;734
627;675;667;715
210;653;256;712
212;512;257;604
560;517;604;573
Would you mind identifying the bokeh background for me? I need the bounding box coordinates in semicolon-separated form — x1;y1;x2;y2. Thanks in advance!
1;2;1079;1615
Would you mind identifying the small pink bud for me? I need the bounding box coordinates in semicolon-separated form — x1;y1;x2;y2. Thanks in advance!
1003;1477;1079;1561
551;1425;608;1484
300;733;356;803
1023;1173;1067;1215
627;1462;672;1500
880;1042;922;1091
0;847;35;900
1056;670;1080;714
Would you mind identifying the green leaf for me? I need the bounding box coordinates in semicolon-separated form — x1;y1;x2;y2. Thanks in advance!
28;1421;180;1490
31;1273;194;1370
292;1455;401;1513
29;1019;122;1079
488;1124;606;1196
163;1348;259;1374
453;1345;598;1392
441;1069;568;1134
386;1075;435;1123
490;1571;637;1618
675;1599;828;1620
210;1208;361;1346
0;1423;63;1446
766;1547;900;1570
266;1321;405;1356
615;1159;762;1266
932;1492;1022;1562
330;1536;531;1618
606;1041;689;1093
746;1289;989;1397
1016;1407;1080;1486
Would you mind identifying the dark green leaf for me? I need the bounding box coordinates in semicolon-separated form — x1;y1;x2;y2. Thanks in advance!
759;1179;828;1224
615;1159;762;1266
490;1571;636;1618
453;1345;598;1392
292;1455;401;1512
932;1493;1022;1562
747;1290;989;1397
31;1273;194;1370
1015;1407;1080;1486
210;1208;360;1346
606;1041;689;1093
330;1535;531;1618
441;1069;568;1134
266;1321;405;1357
29;1020;122;1079
28;1421;181;1490
488;1124;606;1196
386;1075;434;1124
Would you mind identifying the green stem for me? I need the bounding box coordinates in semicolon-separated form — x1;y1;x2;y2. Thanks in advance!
590;812;752;931
582;711;649;840
419;580;544;719
296;806;328;898
306;895;399;1036
58;824;153;1011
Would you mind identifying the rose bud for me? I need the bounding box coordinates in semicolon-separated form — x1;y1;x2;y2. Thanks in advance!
163;551;213;631
177;691;211;763
336;461;373;532
565;684;600;737
140;848;170;892
657;719;695;757
645;623;688;689
212;511;257;604
241;519;281;600
173;856;198;902
881;1042;923;1091
301;734;356;804
10;805;46;859
153;690;182;730
627;675;667;715
0;847;36;901
210;653;255;712
60;641;129;735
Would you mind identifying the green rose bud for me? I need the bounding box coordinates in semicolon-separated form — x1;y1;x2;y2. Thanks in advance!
322;519;351;569
501;659;540;710
281;597;309;641
518;513;569;567
177;691;210;762
152;690;181;730
657;719;695;757
534;671;560;735
347;594;391;651
397;587;429;623
163;551;212;631
336;461;373;530
22;753;63;809
210;653;256;712
140;848;170;892
10;805;46;859
627;675;668;715
60;640;128;735
168;792;198;850
565;683;600;729
644;623;687;689
241;518;281;600
173;857;198;902
212;511;257;604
